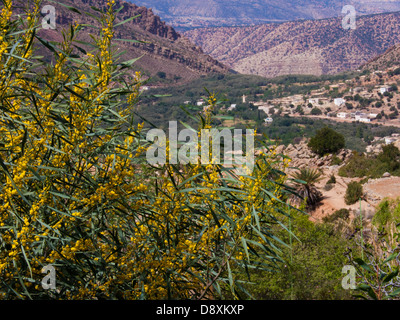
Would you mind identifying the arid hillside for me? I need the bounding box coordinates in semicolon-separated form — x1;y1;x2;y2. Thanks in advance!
362;43;400;71
184;12;400;78
26;0;229;84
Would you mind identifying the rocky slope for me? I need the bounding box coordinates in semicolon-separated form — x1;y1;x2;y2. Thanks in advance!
129;0;400;29
27;0;229;83
361;43;400;71
184;12;400;78
276;140;353;171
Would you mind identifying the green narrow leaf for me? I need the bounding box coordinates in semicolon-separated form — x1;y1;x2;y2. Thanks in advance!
114;38;148;44
383;253;398;265
354;258;374;273
114;14;141;27
389;288;400;298
227;260;234;292
251;206;261;231
241;237;250;263
383;268;399;284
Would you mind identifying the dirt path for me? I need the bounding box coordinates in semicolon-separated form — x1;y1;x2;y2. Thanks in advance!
312;167;375;221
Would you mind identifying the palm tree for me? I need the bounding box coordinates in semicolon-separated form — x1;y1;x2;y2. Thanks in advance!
290;168;323;210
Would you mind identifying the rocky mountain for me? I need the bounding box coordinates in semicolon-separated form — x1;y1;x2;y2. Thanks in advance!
184;12;400;78
30;0;229;84
128;0;400;29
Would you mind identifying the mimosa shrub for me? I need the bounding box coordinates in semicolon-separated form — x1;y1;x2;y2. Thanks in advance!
0;0;295;299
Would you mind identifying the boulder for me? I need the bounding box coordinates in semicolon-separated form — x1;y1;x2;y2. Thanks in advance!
383;172;391;178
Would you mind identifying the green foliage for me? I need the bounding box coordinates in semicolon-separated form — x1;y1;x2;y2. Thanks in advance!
0;1;296;300
331;155;343;166
372;198;400;229
311;107;322;115
237;211;356;300
349;224;400;300
290;168;323;209
339;146;400;179
327;174;337;184
377;144;400;171
308;127;345;156
323;209;350;223
345;182;363;205
156;71;166;79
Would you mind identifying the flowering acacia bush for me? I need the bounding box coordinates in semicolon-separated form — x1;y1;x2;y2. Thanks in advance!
0;0;295;299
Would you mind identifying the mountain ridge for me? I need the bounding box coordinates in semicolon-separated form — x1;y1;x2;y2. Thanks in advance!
184;11;400;78
128;0;400;29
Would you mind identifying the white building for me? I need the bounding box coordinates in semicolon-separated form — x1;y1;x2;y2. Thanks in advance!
355;113;368;121
308;98;319;105
337;112;348;119
228;104;237;111
334;98;345;106
380;86;392;94
359;118;371;123
264;117;274;123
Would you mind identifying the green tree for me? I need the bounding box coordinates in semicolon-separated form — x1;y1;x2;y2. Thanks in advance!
308;127;345;156
157;71;166;79
311;107;322;115
377;144;400;171
345;182;363;205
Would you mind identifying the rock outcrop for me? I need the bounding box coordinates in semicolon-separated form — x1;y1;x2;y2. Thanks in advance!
276;140;352;170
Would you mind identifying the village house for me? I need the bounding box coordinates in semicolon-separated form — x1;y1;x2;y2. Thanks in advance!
355;112;369;121
334;98;345;106
380;85;392;94
337;112;348;119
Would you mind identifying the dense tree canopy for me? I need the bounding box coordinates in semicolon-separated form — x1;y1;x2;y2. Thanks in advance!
308;127;345;156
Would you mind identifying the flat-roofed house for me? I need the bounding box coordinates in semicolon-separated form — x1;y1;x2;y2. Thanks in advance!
334;98;345;106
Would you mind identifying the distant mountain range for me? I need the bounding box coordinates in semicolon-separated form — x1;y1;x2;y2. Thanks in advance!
128;0;400;29
184;12;400;78
29;0;229;84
